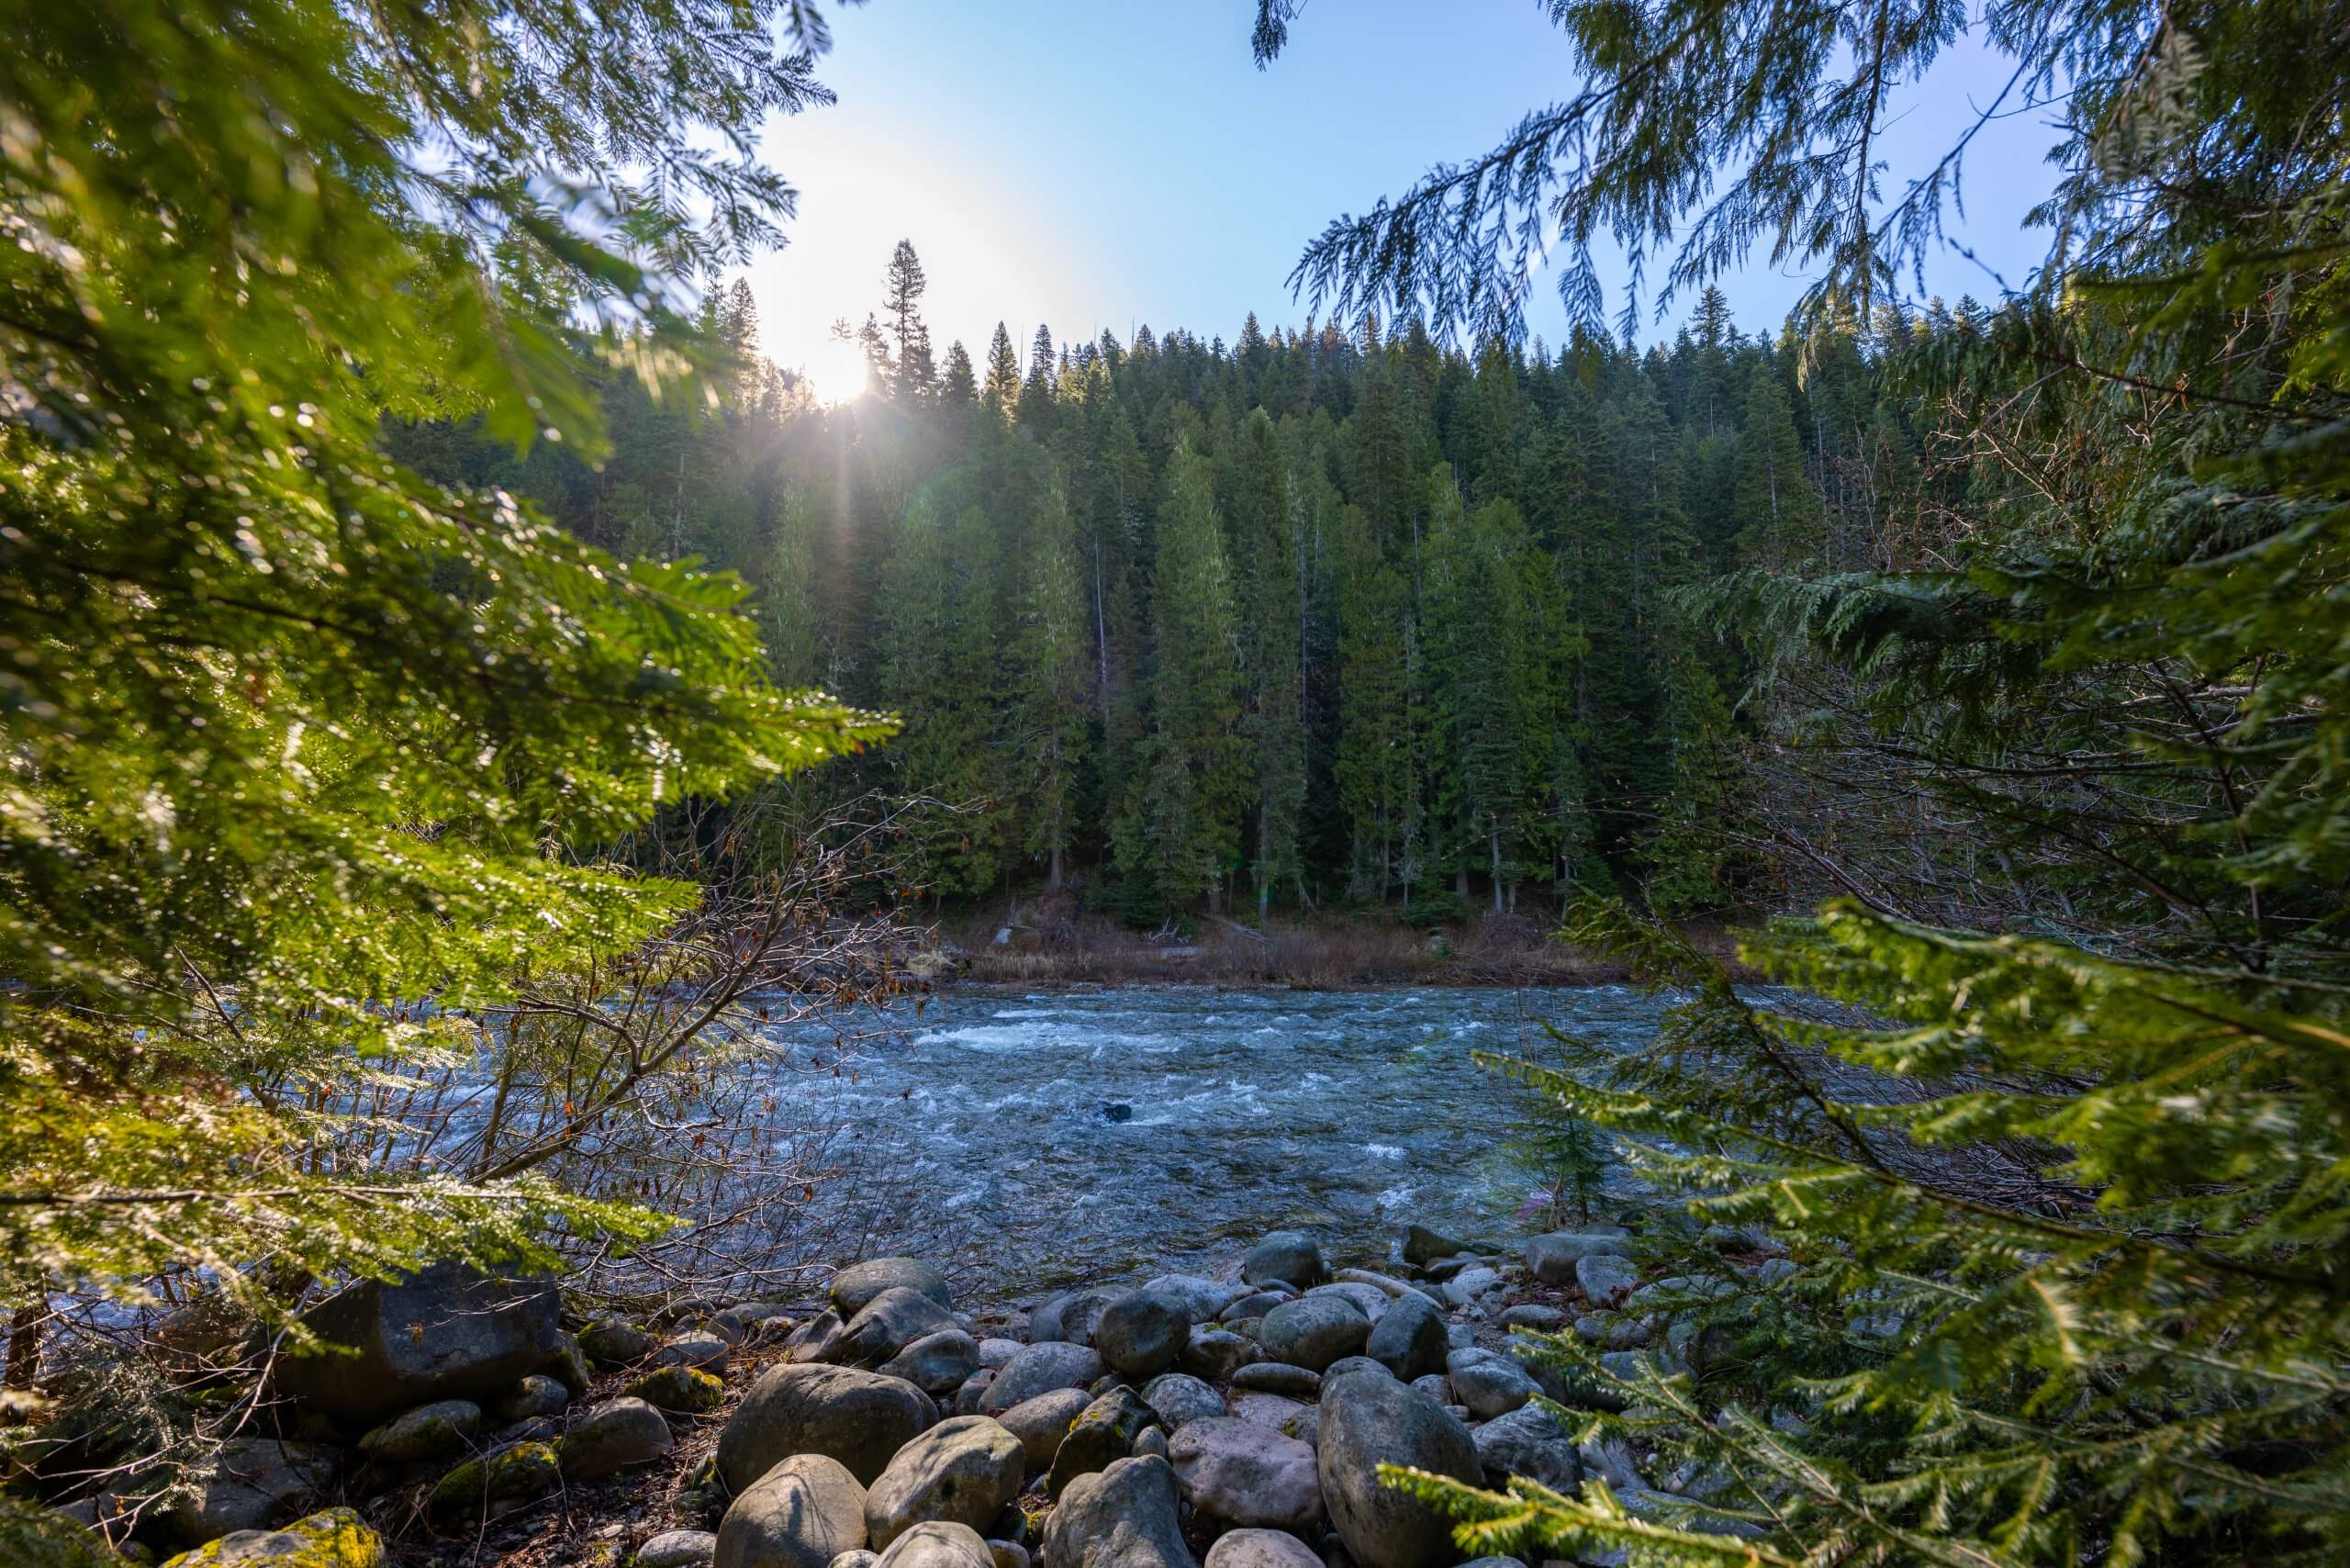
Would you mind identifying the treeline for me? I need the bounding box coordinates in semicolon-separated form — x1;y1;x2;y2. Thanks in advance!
393;250;1961;923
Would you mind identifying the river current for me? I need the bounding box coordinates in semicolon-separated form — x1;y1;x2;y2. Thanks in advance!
755;984;1688;1299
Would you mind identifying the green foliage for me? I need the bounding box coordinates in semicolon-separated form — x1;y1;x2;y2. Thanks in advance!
1;0;888;1315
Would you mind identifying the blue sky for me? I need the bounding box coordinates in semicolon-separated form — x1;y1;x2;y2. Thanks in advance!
742;1;2068;398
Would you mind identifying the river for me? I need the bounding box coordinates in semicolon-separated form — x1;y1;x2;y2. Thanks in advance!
755;983;1690;1300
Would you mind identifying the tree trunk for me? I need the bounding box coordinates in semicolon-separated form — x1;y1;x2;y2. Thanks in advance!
5;1302;44;1391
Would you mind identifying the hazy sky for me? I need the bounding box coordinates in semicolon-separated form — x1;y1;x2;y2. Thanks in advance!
741;2;2069;400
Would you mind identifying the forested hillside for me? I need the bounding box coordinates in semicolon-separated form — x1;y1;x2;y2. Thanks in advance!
391;254;1938;925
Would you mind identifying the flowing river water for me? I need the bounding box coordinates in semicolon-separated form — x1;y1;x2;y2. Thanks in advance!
755;984;1693;1299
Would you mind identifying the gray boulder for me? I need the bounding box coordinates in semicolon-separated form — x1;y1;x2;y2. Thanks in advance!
864;1415;1024;1550
1230;1363;1319;1397
1029;1288;1120;1347
1362;1291;1447;1381
1167;1417;1323;1533
558;1396;673;1480
1180;1327;1254;1384
156;1507;379;1566
637;1529;719;1568
879;1330;984;1398
1092;1292;1192;1382
272;1262;561;1421
652;1329;733;1375
994;1386;1092;1475
1495;1304;1567;1332
1142;1274;1250;1323
1139;1373;1225;1431
1304;1282;1388;1323
975;1338;1024;1371
953;1371;997;1415
977;1342;1103;1417
1216;1293;1288;1325
357;1398;480;1462
720;1363;940;1490
498;1374;571;1423
1201;1530;1321;1568
874;1521;993;1567
832;1259;954;1319
1525;1229;1632;1283
839;1288;960;1370
1046;1387;1158;1498
578;1313;655;1368
716;1452;867;1568
1447;1349;1540;1419
789;1310;847;1364
170;1439;332;1543
1242;1232;1325;1289
1472;1403;1583;1494
1316;1369;1481;1568
1256;1296;1367;1372
1441;1266;1505;1306
1320;1356;1392;1383
1230;1392;1307;1432
1575;1254;1639;1309
1402;1224;1471;1268
1038;1454;1193;1568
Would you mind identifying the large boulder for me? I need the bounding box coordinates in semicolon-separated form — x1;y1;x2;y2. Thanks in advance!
1472;1404;1583;1494
1525;1230;1631;1283
863;1417;1024;1551
715;1452;867;1568
1362;1292;1447;1381
1304;1283;1388;1323
1575;1254;1639;1309
720;1363;940;1490
1038;1454;1193;1568
170;1439;334;1544
636;1531;719;1568
1200;1530;1319;1568
557;1397;673;1481
1138;1373;1225;1432
838;1288;960;1370
159;1506;380;1567
976;1343;1102;1417
1242;1232;1325;1289
832;1260;954;1319
874;1521;993;1568
878;1330;984;1398
1092;1293;1192;1382
993;1387;1092;1475
1046;1388;1158;1499
1166;1417;1322;1533
1315;1369;1481;1568
1255;1296;1367;1372
273;1263;561;1422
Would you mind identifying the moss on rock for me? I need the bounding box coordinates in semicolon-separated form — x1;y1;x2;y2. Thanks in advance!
160;1506;383;1567
624;1364;724;1414
428;1442;560;1518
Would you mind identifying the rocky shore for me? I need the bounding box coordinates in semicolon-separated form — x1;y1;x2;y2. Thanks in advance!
54;1213;1774;1568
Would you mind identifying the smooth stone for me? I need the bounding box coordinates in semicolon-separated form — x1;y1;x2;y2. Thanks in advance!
710;1302;793;1344
1203;1529;1322;1568
1257;1296;1368;1372
1038;1454;1191;1568
1362;1290;1447;1382
1575;1255;1639;1309
716;1453;867;1568
1217;1293;1289;1325
579;1314;655;1368
1046;1387;1158;1498
1230;1363;1320;1397
1139;1372;1226;1431
170;1439;333;1542
1231;1392;1307;1430
1524;1230;1632;1283
1029;1288;1120;1347
626;1365;724;1414
1143;1273;1252;1322
637;1530;719;1568
498;1375;570;1423
1243;1231;1326;1289
1441;1267;1505;1306
977;1342;1103;1416
651;1330;732;1375
1495;1304;1567;1332
158;1506;379;1567
1574;1313;1651;1350
839;1288;960;1370
879;1329;984;1398
1410;1374;1449;1404
864;1416;1024;1550
1473;1403;1583;1494
1134;1426;1168;1459
1335;1268;1441;1306
558;1396;673;1480
1316;1370;1481;1568
1181;1327;1255;1383
1281;1406;1319;1449
719;1363;940;1490
358;1399;480;1463
987;1542;1031;1568
1168;1417;1323;1533
953;1371;997;1415
1092;1292;1192;1382
788;1310;847;1364
830;1555;881;1568
1320;1356;1391;1384
994;1387;1092;1474
272;1262;561;1422
832;1260;954;1319
1447;1349;1541;1419
1304;1283;1388;1323
975;1338;1024;1371
427;1441;558;1520
1402;1225;1472;1268
873;1521;992;1567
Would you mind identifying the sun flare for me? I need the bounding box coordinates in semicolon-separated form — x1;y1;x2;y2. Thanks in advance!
800;330;871;406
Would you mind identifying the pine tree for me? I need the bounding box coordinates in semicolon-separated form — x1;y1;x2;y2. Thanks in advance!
1019;324;1058;431
1007;475;1091;889
983;322;1023;423
939;340;978;410
1228;410;1309;916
